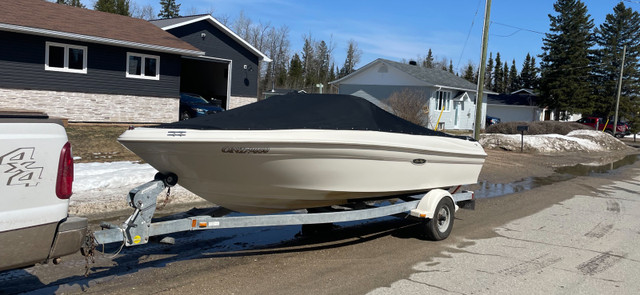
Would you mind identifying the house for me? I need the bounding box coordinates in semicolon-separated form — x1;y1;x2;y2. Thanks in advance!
150;15;271;110
486;89;543;122
0;0;205;123
0;2;270;123
330;58;490;130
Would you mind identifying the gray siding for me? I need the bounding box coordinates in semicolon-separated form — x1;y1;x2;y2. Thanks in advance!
167;21;260;98
0;31;181;98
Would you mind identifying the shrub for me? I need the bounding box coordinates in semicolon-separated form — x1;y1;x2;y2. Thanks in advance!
485;121;592;135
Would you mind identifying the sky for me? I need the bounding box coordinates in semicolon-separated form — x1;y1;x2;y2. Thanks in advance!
83;0;639;73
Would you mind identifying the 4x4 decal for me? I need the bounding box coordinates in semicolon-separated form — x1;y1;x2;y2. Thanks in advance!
0;148;44;187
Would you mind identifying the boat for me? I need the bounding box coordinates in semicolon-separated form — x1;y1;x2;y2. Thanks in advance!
118;93;487;214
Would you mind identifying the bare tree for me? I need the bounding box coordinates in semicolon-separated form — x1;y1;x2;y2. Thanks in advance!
130;1;154;20
386;89;429;126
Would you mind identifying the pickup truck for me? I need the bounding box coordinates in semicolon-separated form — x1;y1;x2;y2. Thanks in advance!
0;110;87;272
576;117;630;138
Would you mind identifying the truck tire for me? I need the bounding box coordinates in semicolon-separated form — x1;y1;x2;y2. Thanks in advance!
423;197;454;241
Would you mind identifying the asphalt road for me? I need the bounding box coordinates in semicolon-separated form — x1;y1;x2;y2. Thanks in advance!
2;159;639;294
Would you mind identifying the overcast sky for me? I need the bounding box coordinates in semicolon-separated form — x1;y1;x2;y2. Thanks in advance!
82;0;637;72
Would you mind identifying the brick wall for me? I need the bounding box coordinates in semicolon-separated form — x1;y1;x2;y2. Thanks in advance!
0;88;178;123
228;96;257;109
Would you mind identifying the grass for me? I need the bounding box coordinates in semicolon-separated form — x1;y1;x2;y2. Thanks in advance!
66;124;141;163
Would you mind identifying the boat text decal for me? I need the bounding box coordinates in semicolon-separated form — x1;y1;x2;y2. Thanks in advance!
221;147;270;154
167;131;187;137
0;147;44;187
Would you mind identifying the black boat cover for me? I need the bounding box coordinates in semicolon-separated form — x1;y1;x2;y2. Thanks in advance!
156;93;466;138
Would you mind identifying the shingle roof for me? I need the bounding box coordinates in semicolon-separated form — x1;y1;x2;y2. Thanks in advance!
487;93;538;106
1;0;203;56
381;59;478;91
331;58;487;92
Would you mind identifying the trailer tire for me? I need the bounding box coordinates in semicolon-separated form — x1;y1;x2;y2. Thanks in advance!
423;197;454;241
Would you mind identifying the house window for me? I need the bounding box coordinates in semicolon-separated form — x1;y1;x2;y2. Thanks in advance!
45;42;87;73
126;53;160;80
435;90;452;111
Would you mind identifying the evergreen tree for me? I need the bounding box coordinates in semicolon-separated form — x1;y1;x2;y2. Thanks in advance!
339;39;361;78
520;53;536;89
508;59;519;92
592;2;640;126
485;52;494;91
56;0;85;8
94;0;129;15
94;0;116;13
316;40;330;84
288;53;303;89
502;62;509;93
424;49;434;68
539;0;595;119
158;0;180;19
115;0;130;16
463;63;476;83
493;52;503;93
448;60;454;74
301;37;315;87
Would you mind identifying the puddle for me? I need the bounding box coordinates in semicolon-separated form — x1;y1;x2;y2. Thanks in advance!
475;154;640;199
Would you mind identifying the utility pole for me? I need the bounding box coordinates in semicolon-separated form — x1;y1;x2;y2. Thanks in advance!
474;0;492;140
613;45;626;138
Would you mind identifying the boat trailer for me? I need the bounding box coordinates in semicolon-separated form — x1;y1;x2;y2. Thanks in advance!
88;173;476;249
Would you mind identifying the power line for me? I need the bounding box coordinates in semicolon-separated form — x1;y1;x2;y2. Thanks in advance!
623;0;640;4
490;21;546;37
456;0;483;69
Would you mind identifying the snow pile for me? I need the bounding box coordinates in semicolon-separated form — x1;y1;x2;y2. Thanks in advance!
69;162;204;216
480;129;629;153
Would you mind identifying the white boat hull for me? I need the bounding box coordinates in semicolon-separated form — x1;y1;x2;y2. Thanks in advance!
119;129;486;214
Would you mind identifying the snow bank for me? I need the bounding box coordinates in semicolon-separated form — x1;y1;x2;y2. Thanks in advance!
480;130;629;153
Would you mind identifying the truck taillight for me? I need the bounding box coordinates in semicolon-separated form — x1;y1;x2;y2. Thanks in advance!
56;142;74;199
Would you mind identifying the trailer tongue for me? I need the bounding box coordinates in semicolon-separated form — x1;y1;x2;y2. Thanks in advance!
88;173;475;250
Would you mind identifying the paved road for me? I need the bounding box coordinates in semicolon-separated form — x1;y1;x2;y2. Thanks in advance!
2;160;639;294
371;166;640;294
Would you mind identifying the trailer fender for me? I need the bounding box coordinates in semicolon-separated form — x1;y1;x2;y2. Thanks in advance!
409;189;457;219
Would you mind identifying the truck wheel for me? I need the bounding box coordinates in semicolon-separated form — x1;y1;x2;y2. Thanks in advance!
423;197;454;241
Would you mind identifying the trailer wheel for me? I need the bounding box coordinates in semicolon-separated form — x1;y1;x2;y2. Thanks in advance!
423;197;454;241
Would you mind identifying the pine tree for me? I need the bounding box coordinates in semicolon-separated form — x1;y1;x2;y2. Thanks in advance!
502;62;509;93
493;52;503;93
520;53;534;89
94;0;116;13
424;49;434;68
158;0;180;19
539;0;595;120
508;59;519;93
115;0;130;16
485;52;494;91
592;2;640;127
448;60;454;73
288;53;303;89
339;39;361;78
56;0;85;8
463;63;476;83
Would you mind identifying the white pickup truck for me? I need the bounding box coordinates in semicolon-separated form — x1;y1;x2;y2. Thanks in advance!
0;110;87;272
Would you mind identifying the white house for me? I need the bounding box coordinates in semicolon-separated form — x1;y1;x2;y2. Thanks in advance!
329;58;491;130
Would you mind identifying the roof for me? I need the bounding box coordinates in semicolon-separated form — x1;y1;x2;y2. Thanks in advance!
150;14;272;62
0;0;203;56
331;58;495;93
487;93;539;107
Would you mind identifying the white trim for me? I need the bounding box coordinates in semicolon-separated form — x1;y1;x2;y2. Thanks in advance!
434;90;452;112
45;41;87;74
156;15;272;62
1;23;204;56
226;60;232;109
183;55;232;63
126;52;160;80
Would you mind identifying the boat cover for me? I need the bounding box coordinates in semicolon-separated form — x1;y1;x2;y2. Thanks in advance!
157;93;467;138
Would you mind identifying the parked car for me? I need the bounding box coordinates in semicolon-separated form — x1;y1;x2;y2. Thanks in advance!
576;117;629;138
179;93;225;120
486;115;501;126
